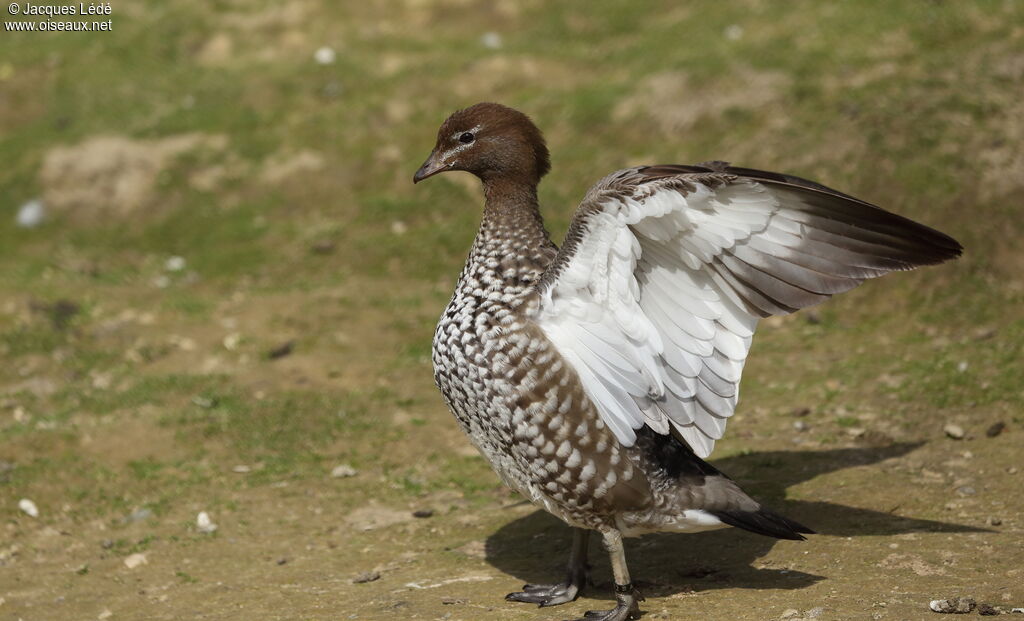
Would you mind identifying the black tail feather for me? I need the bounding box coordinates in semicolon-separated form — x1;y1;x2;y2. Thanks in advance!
710;506;814;541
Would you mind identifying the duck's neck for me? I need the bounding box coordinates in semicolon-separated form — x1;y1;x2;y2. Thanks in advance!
479;178;548;243
460;177;557;294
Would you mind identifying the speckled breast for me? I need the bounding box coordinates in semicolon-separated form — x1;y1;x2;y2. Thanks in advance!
431;251;649;527
431;263;538;492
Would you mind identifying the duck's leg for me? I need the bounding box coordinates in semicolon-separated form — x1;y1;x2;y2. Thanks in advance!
571;528;641;621
505;527;590;607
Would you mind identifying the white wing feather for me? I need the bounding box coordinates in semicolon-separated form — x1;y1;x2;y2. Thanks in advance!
535;167;958;458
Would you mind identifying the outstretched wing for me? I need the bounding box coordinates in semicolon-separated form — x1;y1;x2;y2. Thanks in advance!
534;163;961;458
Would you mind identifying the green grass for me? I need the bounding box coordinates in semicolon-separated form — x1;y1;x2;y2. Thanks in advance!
3;0;1021;509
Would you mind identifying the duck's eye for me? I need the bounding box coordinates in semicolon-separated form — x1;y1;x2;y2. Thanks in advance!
458;132;475;144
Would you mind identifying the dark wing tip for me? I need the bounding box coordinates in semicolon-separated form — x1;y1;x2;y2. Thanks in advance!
726;164;965;261
915;229;963;265
705;163;964;268
711;506;813;541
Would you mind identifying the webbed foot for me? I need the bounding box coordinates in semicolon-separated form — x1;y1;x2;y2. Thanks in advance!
505;579;582;607
566;585;642;621
506;528;590;608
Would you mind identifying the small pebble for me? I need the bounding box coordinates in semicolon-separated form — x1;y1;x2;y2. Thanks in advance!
123;553;148;569
956;360;968;373
987;517;1002;526
331;464;358;478
16;199;45;228
276;558;288;565
196;511;218;534
101;539;114;549
191;395;217;409
268;340;295;359
793;421;809;432
480;31;502;49
222;333;242;351
413;509;434;518
943;424;965;439
929;597;975;613
780;609;800;619
955;486;976;497
724;24;744;41
164;256;186;272
978;603;998;616
985;422;1006;437
311;240;336;254
98;609;113;619
18;498;39;518
314;46;336;65
441;597;466;605
352;570;380;584
232;465;251;473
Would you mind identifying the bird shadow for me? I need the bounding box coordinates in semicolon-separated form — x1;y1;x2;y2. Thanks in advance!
484;442;986;601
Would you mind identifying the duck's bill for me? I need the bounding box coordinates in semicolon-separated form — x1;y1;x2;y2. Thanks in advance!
413;151;452;183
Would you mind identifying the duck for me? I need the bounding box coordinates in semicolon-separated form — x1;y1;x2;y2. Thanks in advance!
413;102;961;621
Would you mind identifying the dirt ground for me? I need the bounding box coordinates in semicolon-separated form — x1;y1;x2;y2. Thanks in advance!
2;272;1021;621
